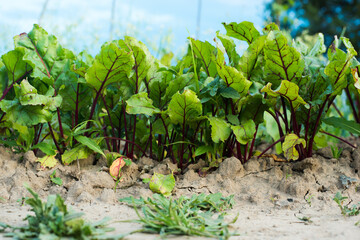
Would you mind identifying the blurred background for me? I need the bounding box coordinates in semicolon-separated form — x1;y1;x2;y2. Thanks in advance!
0;0;359;57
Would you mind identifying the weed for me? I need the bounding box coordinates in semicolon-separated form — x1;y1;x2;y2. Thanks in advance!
331;145;343;159
119;193;238;239
305;195;314;207
333;192;360;216
49;170;63;186
0;187;125;239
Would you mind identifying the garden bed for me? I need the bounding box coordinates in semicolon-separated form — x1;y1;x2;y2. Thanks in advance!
1;138;360;239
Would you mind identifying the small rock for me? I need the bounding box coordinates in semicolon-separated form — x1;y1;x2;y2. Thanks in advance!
152;163;168;175
218;157;244;178
183;169;200;182
138;157;156;168
67;181;88;200
99;189;116;203
81;171;114;189
244;158;260;172
187;159;207;171
76;192;95;203
317;147;333;159
139;173;152;180
292;157;320;172
351;148;360;176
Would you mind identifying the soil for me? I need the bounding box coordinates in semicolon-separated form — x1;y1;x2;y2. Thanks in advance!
1;138;360;240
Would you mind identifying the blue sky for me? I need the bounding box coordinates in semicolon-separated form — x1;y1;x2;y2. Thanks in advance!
0;0;271;56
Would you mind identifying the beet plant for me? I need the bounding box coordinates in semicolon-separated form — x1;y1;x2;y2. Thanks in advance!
0;20;359;172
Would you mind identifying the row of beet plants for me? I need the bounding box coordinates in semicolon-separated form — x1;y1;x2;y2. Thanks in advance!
0;22;359;172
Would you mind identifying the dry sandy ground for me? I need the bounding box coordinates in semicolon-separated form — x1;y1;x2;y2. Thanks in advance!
1;140;360;240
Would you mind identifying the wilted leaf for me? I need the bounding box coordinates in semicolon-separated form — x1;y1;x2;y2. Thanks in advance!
149;172;175;197
282;133;306;161
261;80;307;109
37;155;57;169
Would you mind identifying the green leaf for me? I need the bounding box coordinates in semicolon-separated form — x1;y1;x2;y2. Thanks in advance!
62;144;92;165
0;99;52;126
31;142;56;156
323;117;360;136
194;145;214;157
261;80;307;109
208;117;231;143
126;92;160;116
216;31;240;66
282;133;306;161
238;36;266;79
324;38;356;96
1;49;32;84
74;136;105;156
215;49;252;97
189;38;217;77
85;41;134;93
149;172;175;197
238;94;269;124
219;87;240;99
14;24;75;85
231;120;256;145
264;31;304;86
168;89;202;125
164;73;196;102
17;80;62;111
118;36;157;87
222;21;260;44
37;155;58;169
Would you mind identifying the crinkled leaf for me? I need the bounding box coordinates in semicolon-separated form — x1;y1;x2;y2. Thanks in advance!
126;92;160;116
14;24;75;85
149;172;175;197
261;80;307;109
264;31;304;86
325;38;357;96
118;36;156;86
1;49;32;84
238;36;266;79
216;31;240;66
168;89;202;125
37;155;57;169
215;49;252;97
189;38;217;77
164;73;196;102
208;117;231;143
222;21;260;44
308;33;327;57
262;23;279;34
0;99;52;126
282;133;306;161
149;71;173;108
231;120;256;145
219;87;240;99
74;136;105;156
85;41;134;93
17;80;62;111
323;117;360;136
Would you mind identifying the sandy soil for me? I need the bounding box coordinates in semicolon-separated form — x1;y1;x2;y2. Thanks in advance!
1;139;360;240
